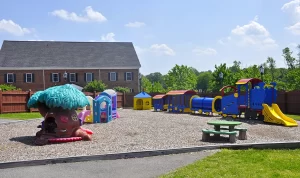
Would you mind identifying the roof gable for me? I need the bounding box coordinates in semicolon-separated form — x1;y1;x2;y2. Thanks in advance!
134;92;151;98
0;40;141;69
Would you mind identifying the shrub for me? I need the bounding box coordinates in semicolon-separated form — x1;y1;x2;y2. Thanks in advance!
0;84;21;91
83;80;107;92
113;86;130;93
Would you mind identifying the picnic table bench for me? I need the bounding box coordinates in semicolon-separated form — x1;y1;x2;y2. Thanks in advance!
202;120;247;143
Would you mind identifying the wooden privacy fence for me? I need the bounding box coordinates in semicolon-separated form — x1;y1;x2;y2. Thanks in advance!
127;91;300;115
0;90;126;114
1;90;300;114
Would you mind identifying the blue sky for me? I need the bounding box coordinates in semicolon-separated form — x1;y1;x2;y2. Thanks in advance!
0;0;299;75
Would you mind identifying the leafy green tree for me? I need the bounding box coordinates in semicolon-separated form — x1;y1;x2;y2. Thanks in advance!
141;76;152;92
285;68;300;90
164;64;197;90
190;67;200;75
209;63;232;92
0;84;21;91
266;57;276;82
152;82;166;93
297;44;300;67
113;86;130;93
282;47;297;69
145;72;164;83
197;71;213;93
83;80;107;92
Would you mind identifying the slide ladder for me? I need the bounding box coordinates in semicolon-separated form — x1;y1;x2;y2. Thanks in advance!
262;103;298;127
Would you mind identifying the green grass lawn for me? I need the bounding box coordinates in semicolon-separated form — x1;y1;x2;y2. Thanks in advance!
0;112;42;120
160;149;300;178
286;114;300;121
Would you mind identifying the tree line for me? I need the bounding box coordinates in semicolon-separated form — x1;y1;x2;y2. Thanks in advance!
142;45;300;93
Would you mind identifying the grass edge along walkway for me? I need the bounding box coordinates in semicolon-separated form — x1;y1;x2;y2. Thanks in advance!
160;149;300;178
0;112;299;121
0;112;42;120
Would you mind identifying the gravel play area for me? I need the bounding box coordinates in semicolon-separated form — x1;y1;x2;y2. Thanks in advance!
0;109;300;163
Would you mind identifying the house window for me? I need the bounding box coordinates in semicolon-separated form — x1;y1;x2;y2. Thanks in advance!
110;72;117;81
86;73;93;82
52;73;59;82
126;72;132;81
129;88;134;93
6;73;14;83
69;73;76;82
25;73;32;83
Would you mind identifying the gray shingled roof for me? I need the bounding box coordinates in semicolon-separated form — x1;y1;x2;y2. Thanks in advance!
0;40;141;68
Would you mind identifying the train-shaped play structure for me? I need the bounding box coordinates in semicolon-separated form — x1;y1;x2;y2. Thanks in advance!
153;78;298;127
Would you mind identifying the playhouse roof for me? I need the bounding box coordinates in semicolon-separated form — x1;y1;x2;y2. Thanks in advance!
236;78;262;85
134;92;151;98
166;90;197;95
153;94;166;99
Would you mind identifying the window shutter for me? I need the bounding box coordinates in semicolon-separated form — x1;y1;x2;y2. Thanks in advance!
67;73;70;82
50;73;53;82
32;73;35;82
75;73;78;82
23;74;26;82
124;72;126;81
84;73;86;81
132;89;134;92
108;72;110;81
13;74;16;83
92;73;94;81
4;74;7;83
58;73;61;82
116;73;118;81
131;72;134;81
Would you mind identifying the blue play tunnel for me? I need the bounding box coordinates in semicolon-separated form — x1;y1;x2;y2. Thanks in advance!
190;96;222;114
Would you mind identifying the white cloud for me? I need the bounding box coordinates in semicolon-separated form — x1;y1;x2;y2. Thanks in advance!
218;16;277;49
285;22;300;35
192;47;217;56
101;32;116;42
51;6;107;22
0;19;32;36
134;45;147;55
281;0;300;20
150;44;175;56
125;21;146;28
282;0;300;35
288;42;299;49
134;44;175;56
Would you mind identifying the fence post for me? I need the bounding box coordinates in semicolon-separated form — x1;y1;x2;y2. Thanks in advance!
28;89;32;113
123;92;126;108
284;91;288;114
0;89;2;114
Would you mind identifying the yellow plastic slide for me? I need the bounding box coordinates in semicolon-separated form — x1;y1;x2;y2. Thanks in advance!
262;104;298;127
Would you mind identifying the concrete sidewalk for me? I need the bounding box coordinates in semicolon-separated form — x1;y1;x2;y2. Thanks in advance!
0;150;218;178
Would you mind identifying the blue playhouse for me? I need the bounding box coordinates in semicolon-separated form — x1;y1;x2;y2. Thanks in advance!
93;92;113;123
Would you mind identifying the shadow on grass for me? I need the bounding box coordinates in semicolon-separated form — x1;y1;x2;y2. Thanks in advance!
10;136;36;146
